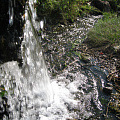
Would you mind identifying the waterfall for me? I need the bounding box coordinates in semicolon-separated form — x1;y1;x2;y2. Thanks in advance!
21;0;53;107
9;0;14;26
0;1;106;119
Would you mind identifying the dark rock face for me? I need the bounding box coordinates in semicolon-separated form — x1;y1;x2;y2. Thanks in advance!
91;0;111;12
0;0;26;65
0;1;26;118
0;0;9;34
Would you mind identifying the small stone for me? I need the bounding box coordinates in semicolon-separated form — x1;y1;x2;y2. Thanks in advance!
106;83;113;87
100;66;105;69
103;87;113;95
113;45;120;52
80;53;91;63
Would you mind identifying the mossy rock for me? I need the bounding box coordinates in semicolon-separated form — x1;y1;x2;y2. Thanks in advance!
80;53;91;63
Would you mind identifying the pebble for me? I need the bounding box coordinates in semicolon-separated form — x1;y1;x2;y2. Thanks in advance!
106;83;113;87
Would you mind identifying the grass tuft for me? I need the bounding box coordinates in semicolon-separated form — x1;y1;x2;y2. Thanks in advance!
87;13;120;48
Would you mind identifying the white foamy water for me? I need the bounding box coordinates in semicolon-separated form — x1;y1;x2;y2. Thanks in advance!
0;61;102;119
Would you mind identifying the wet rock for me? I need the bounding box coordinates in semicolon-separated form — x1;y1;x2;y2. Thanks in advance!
106;83;113;87
117;11;120;17
103;87;113;95
91;0;111;12
66;74;74;82
80;53;91;63
0;0;25;65
113;45;120;54
0;85;9;119
0;97;9;119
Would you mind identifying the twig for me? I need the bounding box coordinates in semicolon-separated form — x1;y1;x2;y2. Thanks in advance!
107;70;119;78
106;98;112;118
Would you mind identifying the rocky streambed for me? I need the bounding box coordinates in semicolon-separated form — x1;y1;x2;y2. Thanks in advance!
0;8;120;119
82;42;120;119
40;15;120;119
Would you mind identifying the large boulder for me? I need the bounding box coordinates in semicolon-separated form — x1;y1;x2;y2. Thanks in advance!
91;0;111;12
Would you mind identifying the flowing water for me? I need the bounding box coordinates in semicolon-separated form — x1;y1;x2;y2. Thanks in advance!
0;0;116;120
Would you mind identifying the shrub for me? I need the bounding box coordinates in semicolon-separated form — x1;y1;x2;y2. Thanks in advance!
36;0;93;24
87;13;120;48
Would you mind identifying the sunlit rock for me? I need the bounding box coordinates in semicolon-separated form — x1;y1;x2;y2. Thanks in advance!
80;53;91;63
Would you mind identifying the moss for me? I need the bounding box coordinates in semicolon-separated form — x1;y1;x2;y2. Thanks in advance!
0;85;8;98
100;97;108;105
74;51;81;59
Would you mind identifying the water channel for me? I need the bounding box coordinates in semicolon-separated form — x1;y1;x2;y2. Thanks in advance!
0;0;117;120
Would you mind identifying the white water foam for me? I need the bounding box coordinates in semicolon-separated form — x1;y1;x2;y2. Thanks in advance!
0;61;103;119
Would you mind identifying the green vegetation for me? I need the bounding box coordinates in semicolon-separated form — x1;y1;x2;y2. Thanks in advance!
36;0;120;119
86;11;120;119
86;13;120;48
0;85;7;98
36;0;120;24
36;0;101;24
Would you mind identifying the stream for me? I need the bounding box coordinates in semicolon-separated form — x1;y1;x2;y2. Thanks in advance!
0;0;117;120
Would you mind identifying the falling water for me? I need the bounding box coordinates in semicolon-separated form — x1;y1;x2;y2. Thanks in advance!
9;0;14;26
21;0;54;107
0;0;114;120
1;0;54;119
